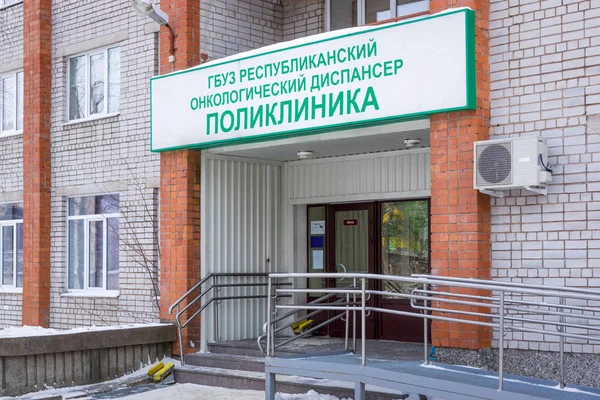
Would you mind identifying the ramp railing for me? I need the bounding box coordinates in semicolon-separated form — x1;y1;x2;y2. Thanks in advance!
168;272;291;365
265;273;600;391
257;282;361;353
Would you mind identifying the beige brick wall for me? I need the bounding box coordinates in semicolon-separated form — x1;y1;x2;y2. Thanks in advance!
489;0;600;353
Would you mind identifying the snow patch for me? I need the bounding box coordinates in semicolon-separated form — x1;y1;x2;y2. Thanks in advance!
276;390;350;400
0;323;169;338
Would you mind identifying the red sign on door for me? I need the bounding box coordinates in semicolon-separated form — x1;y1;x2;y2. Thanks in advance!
343;219;359;226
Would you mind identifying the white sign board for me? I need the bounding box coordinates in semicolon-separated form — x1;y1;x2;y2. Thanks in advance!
311;221;325;235
312;250;324;270
150;9;475;152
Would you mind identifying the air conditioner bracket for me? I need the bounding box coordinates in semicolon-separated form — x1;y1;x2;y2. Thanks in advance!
479;189;505;198
524;186;547;196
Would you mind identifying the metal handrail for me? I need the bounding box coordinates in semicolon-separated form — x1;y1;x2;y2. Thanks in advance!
263;278;362;357
257;291;342;353
168;272;270;315
168;272;289;365
265;272;600;392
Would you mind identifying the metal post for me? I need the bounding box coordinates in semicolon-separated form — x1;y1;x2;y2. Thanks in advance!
353;278;357;353
177;305;185;366
271;278;278;357
266;371;277;400
559;296;566;389
345;288;350;351
361;277;366;367
213;275;219;342
266;277;272;357
423;282;429;365
498;291;505;391
354;382;366;400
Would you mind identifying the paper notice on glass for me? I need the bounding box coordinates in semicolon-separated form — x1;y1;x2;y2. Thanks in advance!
312;250;324;270
311;220;325;235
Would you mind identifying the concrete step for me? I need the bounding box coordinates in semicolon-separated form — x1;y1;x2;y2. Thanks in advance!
206;340;344;358
183;352;265;373
173;365;408;400
207;342;297;358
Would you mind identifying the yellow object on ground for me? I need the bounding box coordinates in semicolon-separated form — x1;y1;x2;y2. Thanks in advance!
291;321;302;330
293;319;313;334
147;362;165;377
153;362;175;382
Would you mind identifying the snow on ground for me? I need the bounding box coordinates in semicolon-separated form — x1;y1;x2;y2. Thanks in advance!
276;390;350;400
112;385;434;400
0;323;169;338
114;384;264;400
0;357;180;400
113;385;356;400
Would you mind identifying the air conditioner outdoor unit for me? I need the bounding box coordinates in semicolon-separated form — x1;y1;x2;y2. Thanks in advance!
474;136;552;197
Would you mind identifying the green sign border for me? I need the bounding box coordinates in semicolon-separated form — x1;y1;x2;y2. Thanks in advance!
150;8;476;153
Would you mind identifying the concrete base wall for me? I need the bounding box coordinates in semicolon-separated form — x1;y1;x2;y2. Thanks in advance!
0;324;176;397
436;346;600;389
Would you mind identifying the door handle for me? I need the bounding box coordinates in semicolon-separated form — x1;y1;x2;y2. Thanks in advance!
335;263;346;281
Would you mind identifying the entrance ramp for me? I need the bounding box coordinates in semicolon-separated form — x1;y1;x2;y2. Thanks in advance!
262;273;600;399
266;352;600;400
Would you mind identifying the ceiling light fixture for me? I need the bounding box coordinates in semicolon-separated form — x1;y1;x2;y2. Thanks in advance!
404;138;422;149
297;151;314;159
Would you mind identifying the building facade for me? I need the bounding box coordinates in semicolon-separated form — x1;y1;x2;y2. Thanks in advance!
0;0;598;359
0;0;161;328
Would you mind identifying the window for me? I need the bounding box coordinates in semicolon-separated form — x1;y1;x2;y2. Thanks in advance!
330;0;357;30
0;203;23;289
67;194;120;291
68;47;120;121
0;71;23;135
328;0;429;30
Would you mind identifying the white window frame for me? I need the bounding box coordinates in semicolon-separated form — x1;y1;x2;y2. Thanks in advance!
325;0;429;31
66;46;120;123
66;195;120;294
0;203;23;290
0;70;23;137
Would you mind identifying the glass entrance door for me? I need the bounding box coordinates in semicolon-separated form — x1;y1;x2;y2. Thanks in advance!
327;203;376;339
306;200;430;342
333;209;369;285
378;200;430;342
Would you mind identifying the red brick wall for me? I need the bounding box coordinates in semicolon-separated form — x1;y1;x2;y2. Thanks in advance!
21;0;53;327
429;0;492;349
157;0;202;355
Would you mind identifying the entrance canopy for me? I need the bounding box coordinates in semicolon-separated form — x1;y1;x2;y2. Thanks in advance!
208;119;429;162
150;8;475;152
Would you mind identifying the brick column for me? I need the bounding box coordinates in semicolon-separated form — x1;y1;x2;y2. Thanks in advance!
429;0;492;349
157;0;202;355
21;0;53;327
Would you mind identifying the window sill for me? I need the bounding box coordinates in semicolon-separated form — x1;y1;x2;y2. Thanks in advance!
0;130;23;139
62;112;120;128
61;290;120;299
0;287;23;295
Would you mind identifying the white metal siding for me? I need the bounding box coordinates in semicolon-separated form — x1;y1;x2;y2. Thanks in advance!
202;155;282;343
285;149;431;204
